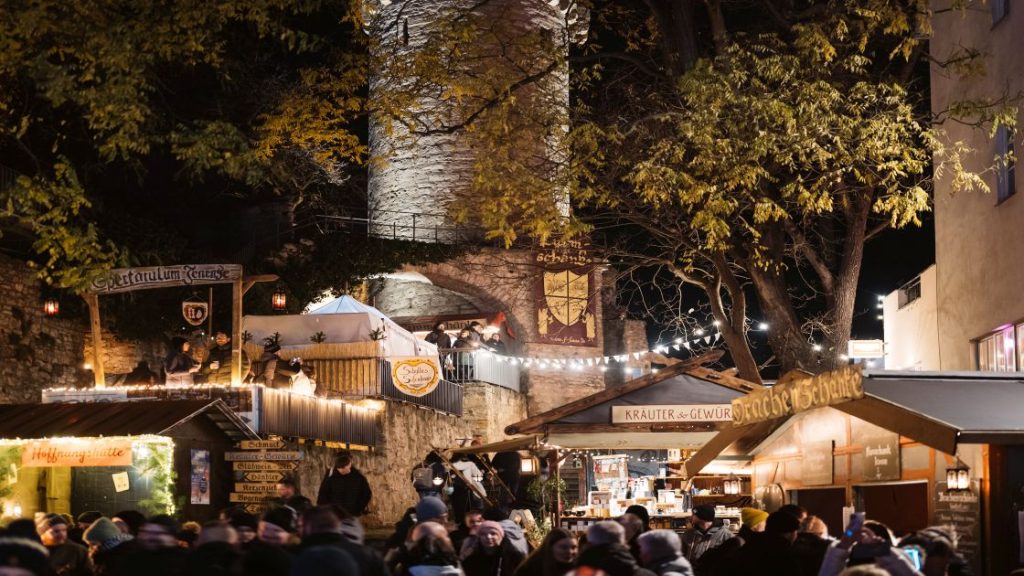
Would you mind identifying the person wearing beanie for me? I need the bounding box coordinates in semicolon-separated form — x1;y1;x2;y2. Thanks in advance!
111;510;146;536
636;530;693;576
462;520;525;576
316;450;373;517
680;505;732;564
415;496;449;524
259;507;298;546
6;519;42;543
624;505;651;533
84;517;137;576
0;536;50;576
724;511;802;576
37;512;90;576
740;508;768;532
229;511;259;546
69;511;101;546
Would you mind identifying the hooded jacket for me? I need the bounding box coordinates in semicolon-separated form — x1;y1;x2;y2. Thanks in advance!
577;543;657;576
316;467;373;516
647;554;695;576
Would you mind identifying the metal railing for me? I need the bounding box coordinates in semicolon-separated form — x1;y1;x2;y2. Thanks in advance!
439;349;521;392
305;356;464;416
255;387;378;447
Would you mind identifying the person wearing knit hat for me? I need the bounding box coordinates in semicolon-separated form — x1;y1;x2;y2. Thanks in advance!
462;519;525;576
112;510;146;536
0;536;49;575
137;514;180;551
680;505;733;564
83;517;135;576
228;511;259;545
414;496;449;524
36;513;89;576
68;511;101;547
740;507;769;532
259;507;297;545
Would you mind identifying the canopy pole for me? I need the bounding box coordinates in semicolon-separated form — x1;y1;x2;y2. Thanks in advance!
84;293;106;388
554;450;562;528
231;277;243;386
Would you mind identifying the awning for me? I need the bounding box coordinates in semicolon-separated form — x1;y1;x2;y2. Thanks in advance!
0;400;260;442
685;369;1024;476
504;352;757;450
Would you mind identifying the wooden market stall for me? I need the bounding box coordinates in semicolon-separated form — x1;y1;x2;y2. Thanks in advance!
0;399;258;523
504;352;759;534
685;366;1024;576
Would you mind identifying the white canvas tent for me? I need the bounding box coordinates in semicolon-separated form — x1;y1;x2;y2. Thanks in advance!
243;296;436;359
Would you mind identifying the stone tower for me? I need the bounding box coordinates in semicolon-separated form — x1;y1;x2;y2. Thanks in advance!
363;0;587;242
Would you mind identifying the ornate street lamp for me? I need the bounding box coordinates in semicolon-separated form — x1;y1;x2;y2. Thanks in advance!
43;298;59;317
946;462;970;491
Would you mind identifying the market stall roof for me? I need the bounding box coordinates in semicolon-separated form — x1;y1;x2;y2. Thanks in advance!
505;352;761;449
0;400;259;442
684;369;1024;476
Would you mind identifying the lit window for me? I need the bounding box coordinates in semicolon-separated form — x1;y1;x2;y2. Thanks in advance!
992;0;1009;25
996;125;1015;203
977;325;1019;371
897;276;921;309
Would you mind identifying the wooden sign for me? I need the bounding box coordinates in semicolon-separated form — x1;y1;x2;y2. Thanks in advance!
235;483;278;493
391;357;441;397
612;404;732;424
240;471;286;483
243;504;266;514
233;461;299;472
89;264;243;294
801;440;834;486
732;365;864;426
22;439;132;467
862;433;900;481
230;492;269;503
240;439;286;450
225;451;302;462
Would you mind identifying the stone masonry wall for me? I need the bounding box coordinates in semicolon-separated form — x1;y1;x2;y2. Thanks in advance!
392;248;609;415
293;381;527;527
0;254;88;400
372;280;482;319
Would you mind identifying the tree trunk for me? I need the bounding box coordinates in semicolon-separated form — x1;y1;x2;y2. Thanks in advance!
827;196;872;370
747;264;817;372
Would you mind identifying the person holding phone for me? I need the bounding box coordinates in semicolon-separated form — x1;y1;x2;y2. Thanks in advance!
817;513;924;576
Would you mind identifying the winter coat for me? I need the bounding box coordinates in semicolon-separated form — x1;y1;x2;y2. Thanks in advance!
301;531;388;576
113;545;189;576
647;554;695;576
816;545;923;576
577;543;657;576
186;541;241;576
512;550;573;576
203;344;250;384
316;467;373;516
46;541;91;576
462;538;526;576
409;565;465;576
163;351;197;385
425;330;453;350
680;525;733;564
460;520;528;560
719;533;799;576
791;533;830;576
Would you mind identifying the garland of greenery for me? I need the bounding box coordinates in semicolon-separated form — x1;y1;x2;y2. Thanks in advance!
133;438;176;515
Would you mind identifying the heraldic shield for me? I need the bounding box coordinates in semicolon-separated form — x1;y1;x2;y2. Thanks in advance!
543;269;589;326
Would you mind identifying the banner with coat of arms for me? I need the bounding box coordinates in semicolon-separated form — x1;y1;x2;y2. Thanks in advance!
534;239;598;346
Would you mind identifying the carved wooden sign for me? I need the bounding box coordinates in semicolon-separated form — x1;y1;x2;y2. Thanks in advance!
90;264;243;294
732;366;864;426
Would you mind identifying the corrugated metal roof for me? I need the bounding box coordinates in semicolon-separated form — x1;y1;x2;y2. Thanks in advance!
0;400;258;441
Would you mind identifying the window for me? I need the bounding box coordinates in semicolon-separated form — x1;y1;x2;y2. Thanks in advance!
996;124;1016;203
992;0;1009;25
977;325;1019;371
897;276;921;309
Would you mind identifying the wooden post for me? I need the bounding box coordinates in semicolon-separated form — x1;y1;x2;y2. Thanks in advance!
231;278;243;386
554;450;562;528
84;293;106;388
207;286;214;339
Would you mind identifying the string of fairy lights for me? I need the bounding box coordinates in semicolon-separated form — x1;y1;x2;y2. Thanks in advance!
475;315;873;371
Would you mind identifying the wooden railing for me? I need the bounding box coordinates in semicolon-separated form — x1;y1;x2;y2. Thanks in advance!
305;357;464;416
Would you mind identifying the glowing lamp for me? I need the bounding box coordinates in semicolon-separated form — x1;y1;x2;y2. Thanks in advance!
946;463;970;491
272;289;287;311
520;457;538;475
723;476;742;495
43;298;59;317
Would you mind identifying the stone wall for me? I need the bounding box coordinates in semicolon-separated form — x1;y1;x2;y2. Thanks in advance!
0;254;88;400
83;332;167;379
372;280;482;319
293;381;527;527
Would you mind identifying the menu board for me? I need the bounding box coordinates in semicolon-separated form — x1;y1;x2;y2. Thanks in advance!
802;440;834;486
933;484;980;575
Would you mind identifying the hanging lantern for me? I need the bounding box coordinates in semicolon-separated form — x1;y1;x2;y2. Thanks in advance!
43;298;59;317
272;288;287;311
520;456;539;475
946;463;970;491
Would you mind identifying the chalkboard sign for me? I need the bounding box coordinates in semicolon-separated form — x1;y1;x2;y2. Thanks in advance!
862;433;900;481
934;483;980;575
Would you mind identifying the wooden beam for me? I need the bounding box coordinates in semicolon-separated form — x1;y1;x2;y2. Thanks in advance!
231;278;243;386
685;366;763;392
834;397;958;455
505;351;725;435
83;293;106;388
545;422;728;434
242;274;279;295
683;418;786;478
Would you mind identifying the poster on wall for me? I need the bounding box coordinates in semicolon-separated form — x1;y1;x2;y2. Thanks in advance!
190;449;211;505
534;239;598;347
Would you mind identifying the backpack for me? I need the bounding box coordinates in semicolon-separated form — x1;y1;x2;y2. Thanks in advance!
412;465;436;491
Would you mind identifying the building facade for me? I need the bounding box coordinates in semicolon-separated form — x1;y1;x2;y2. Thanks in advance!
930;0;1024;371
